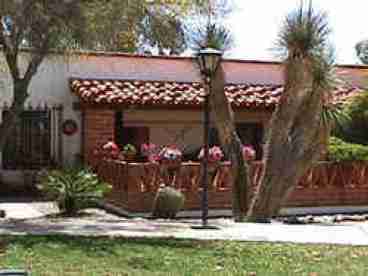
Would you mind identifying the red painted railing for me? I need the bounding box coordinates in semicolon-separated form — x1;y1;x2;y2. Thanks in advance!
96;160;368;212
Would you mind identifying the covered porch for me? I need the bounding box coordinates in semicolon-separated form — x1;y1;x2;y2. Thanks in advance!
70;74;367;213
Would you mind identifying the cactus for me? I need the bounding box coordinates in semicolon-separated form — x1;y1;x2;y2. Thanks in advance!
152;185;185;219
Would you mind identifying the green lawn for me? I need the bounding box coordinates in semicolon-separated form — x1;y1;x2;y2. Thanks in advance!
0;235;368;275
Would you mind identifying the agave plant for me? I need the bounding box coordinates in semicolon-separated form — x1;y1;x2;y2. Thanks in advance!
38;168;112;216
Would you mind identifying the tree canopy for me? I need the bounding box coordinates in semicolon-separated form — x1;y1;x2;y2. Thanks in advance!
79;0;190;54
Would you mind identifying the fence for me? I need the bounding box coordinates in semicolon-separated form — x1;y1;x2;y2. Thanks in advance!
96;160;368;212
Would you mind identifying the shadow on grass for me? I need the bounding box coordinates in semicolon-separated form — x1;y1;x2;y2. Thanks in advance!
0;234;210;255
0;218;191;236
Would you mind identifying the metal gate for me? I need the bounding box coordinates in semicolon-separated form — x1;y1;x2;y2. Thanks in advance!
1;104;63;170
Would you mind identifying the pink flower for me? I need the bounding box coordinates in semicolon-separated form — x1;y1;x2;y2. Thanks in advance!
141;143;161;163
101;141;120;159
198;146;224;163
102;141;119;151
158;145;182;161
242;144;256;161
141;143;157;153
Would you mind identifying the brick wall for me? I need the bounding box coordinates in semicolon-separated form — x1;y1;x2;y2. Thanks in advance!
97;160;368;213
83;109;115;164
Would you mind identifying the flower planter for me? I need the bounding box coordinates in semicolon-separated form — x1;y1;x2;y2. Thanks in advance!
124;153;136;162
160;159;182;171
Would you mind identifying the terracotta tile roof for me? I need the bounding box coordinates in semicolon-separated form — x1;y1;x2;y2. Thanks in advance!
71;79;361;109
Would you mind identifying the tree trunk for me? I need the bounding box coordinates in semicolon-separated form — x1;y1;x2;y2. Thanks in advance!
247;58;329;221
208;65;251;221
0;80;29;150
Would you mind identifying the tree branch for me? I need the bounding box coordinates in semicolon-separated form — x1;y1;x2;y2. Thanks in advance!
23;37;49;84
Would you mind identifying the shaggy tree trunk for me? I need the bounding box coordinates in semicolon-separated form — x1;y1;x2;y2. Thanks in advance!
247;59;329;221
208;65;251;221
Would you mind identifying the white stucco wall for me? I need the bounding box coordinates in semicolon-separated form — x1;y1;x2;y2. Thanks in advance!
0;54;84;168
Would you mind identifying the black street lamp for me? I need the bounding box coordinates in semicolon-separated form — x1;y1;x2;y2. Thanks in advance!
193;48;222;229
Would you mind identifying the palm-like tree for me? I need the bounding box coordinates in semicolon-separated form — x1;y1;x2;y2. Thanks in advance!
189;17;250;221
247;2;335;221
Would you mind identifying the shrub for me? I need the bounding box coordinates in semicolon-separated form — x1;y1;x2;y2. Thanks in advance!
38;168;112;216
152;185;185;219
122;144;137;155
336;91;368;145
328;137;368;162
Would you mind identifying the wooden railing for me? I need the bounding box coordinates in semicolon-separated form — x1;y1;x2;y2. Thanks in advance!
96;160;368;212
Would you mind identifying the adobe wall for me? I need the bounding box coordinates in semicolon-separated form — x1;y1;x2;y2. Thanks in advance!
123;109;272;149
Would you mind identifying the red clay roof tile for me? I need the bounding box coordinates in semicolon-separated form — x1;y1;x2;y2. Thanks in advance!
71;79;361;109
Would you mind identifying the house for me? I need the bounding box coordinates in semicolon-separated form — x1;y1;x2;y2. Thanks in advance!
0;51;366;194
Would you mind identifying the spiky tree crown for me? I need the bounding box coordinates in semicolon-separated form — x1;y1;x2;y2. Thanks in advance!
277;1;334;89
185;0;234;54
188;22;233;53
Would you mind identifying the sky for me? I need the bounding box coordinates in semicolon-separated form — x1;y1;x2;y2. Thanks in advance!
227;1;368;65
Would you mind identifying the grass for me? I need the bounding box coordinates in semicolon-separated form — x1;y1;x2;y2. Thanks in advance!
0;235;368;275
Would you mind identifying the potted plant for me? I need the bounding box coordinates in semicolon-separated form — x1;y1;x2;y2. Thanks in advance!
141;143;160;163
158;145;182;170
97;140;120;160
122;144;137;162
242;144;256;161
198;145;224;169
198;146;224;187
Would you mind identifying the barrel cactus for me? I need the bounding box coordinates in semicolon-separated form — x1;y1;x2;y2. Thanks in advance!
152;184;185;219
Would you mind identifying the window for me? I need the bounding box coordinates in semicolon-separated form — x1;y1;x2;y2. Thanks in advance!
2;110;54;169
114;111;149;156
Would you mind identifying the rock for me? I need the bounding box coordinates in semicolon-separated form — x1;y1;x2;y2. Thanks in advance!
283;216;305;224
305;215;314;223
314;216;334;224
334;214;344;222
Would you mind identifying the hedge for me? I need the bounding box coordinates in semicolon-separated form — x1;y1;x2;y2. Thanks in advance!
328;137;368;162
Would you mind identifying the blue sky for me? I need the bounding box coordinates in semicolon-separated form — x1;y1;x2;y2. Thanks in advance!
227;1;367;65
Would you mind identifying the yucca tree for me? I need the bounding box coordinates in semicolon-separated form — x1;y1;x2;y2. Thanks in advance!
189;0;250;220
247;2;335;221
210;57;251;222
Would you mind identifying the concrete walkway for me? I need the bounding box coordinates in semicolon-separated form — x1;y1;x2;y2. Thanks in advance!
1;201;368;246
0;201;58;219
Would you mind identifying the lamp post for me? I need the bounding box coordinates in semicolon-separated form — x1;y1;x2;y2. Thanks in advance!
193;48;222;229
